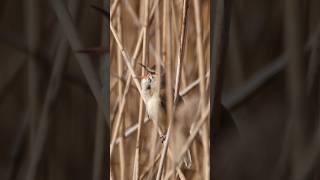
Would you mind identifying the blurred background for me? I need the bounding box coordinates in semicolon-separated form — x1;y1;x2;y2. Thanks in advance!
216;0;320;180
0;0;108;180
1;0;320;180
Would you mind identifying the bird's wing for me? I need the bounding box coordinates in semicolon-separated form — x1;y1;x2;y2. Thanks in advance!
159;88;185;114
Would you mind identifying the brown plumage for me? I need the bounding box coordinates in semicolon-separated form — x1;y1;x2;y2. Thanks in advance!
139;64;192;168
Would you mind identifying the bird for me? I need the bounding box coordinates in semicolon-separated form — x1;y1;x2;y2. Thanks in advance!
138;63;192;169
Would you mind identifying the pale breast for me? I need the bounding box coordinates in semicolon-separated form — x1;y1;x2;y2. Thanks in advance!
146;96;165;124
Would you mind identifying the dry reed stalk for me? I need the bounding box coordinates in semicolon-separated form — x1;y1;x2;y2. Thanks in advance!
141;153;162;179
146;6;162;180
173;0;189;103
123;0;140;25
133;39;144;180
137;132;188;179
180;11;191;89
115;117;150;144
180;72;210;96
116;4;126;180
193;0;209;179
110;0;120;18
157;0;190;179
111;30;144;159
181;61;188;89
110;96;120;125
171;0;181;64
116;4;123;103
122;0;163;65
170;1;188;88
149;45;163;67
171;1;180;37
110;24;145;101
155;0;171;178
123;0;159;28
149;0;160;24
132;0;150;179
109;29;144;156
164;103;210;180
119;118;125;180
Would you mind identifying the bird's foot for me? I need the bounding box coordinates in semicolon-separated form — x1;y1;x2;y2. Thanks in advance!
160;134;166;144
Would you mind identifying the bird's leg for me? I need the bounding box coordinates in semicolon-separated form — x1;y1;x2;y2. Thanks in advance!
147;115;166;143
160;134;166;144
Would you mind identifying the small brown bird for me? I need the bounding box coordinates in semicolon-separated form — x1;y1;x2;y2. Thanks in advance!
139;64;192;168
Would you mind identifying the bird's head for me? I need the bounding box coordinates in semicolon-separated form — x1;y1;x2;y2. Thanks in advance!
137;63;164;98
141;72;159;96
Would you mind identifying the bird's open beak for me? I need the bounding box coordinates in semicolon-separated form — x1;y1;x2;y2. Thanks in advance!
138;63;156;74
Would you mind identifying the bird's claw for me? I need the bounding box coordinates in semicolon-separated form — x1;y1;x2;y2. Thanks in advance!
160;134;166;143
